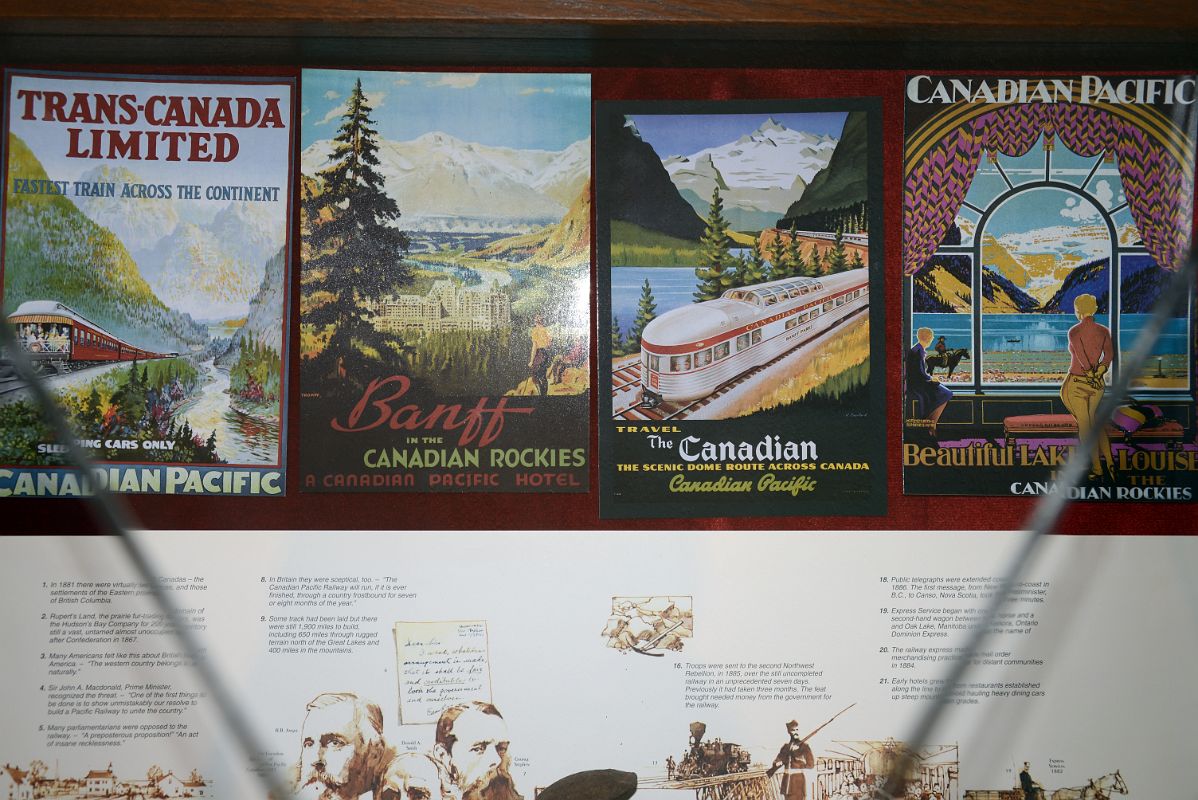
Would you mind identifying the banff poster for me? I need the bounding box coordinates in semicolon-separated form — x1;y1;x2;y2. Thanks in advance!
0;70;294;497
902;74;1198;500
596;99;886;519
2;530;1196;800
298;70;591;493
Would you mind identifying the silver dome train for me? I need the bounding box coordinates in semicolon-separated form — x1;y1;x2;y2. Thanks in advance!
639;267;868;404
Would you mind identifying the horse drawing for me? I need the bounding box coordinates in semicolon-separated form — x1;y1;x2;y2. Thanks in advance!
925;348;970;380
1050;770;1128;800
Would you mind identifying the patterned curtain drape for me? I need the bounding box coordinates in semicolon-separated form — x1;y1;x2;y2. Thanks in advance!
903;103;1195;275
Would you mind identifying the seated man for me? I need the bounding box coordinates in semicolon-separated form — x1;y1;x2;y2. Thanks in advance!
905;327;952;436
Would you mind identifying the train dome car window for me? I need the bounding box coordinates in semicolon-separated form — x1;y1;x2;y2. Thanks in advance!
670;354;692;372
751;329;762;345
764;294;778;306
736;333;751;351
810;308;820;318
823;301;834;312
714;342;730;360
695;349;713;367
649;354;660;372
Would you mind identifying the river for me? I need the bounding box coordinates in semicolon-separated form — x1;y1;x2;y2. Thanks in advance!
175;359;279;465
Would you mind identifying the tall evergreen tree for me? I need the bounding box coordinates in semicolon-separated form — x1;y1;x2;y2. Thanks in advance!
785;223;809;278
767;232;788;280
302;78;412;387
828;228;849;273
694;187;735;301
850;249;865;270
628;279;658;351
811;245;826;276
744;245;768;286
611;315;625;357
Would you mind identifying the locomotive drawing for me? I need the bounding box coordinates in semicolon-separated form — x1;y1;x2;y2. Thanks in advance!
639;267;869;404
677;722;754;779
7;300;176;373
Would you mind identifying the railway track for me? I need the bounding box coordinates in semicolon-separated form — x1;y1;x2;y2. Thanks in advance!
611;306;866;422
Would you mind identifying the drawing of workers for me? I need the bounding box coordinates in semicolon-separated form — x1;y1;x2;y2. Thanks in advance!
765;720;816;800
294;692;397;800
1061;293;1114;480
528;315;552;396
665;756;676;781
905;327;952;436
1019;762;1044;800
431;701;523;800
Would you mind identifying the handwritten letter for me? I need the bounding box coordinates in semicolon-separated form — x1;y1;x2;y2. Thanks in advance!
394;620;491;724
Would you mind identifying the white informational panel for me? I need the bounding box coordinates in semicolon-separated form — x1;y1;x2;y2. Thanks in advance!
1;531;1194;800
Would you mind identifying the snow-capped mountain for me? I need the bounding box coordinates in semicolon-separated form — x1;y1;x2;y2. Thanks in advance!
70;163;285;321
301;132;590;231
138;201;286;321
981;221;1139;305
662;118;838;229
72;164;181;252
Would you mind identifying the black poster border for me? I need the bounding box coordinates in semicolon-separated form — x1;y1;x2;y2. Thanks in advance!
596;96;888;520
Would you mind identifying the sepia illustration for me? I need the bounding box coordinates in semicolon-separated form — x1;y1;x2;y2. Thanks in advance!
816;739;958;800
601;596;693;656
964;764;1127;800
293;692;522;800
642;708;856;800
298;70;591;492
0;70;293;496
0;760;209;798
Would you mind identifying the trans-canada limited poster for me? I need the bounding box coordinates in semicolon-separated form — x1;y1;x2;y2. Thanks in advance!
902;74;1198;500
0;70;294;498
299;70;590;492
597;99;886;519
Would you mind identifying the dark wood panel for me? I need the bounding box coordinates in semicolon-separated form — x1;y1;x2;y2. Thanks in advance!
3;0;1197;40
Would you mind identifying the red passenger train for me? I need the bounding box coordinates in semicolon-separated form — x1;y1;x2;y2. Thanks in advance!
7;300;176;372
640;268;868;404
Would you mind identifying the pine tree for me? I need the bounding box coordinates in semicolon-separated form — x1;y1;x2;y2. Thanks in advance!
785;223;809;278
84;386;103;430
828;228;849;274
811;245;826;276
302;78;412;387
745;243;768;286
733;251;752;287
767;232;789;280
628;279;658;351
850;249;865;270
694;187;734;301
611;315;625;357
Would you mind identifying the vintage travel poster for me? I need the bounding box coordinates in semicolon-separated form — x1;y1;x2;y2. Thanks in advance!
902;74;1198;499
596;99;886;518
0;70;294;497
299;70;590;492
